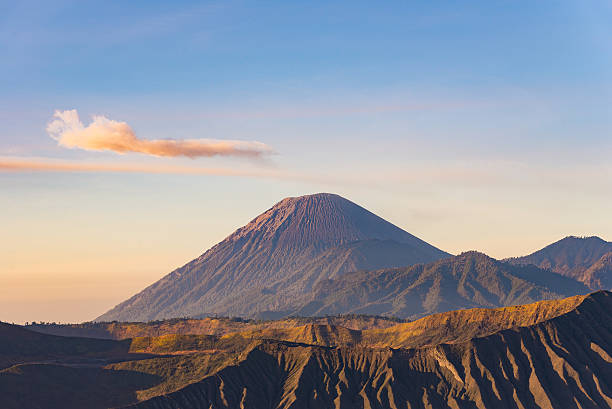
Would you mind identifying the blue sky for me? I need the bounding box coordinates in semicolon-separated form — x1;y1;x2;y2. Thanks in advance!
1;0;611;323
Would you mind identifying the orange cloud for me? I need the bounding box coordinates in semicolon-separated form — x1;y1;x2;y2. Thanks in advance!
0;157;280;177
46;109;273;158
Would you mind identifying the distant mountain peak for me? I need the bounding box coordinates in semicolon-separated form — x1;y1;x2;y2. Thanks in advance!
97;193;449;322
279;192;341;203
558;235;607;243
227;192;429;248
508;235;612;290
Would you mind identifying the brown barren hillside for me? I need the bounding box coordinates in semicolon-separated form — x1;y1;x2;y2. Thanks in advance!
126;291;612;409
3;292;612;409
209;293;589;349
361;292;589;348
27;315;406;340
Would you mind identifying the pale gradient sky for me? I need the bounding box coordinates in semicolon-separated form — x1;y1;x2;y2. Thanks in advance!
1;1;611;324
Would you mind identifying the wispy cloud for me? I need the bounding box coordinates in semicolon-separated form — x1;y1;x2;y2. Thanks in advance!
0;157;278;178
0;156;362;187
3;156;609;198
46;110;273;159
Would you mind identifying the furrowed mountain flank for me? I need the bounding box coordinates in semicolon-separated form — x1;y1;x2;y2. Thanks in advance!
97;193;449;322
296;251;590;319
508;235;612;289
125;291;612;409
4;292;612;408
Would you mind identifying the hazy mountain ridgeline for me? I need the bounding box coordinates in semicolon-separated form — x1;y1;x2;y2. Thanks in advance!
97;193;450;322
508;235;612;289
4;292;612;409
297;251;590;319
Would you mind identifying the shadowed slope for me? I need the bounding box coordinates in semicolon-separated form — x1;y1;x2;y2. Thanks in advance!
297;251;590;319
97;193;449;322
4;293;612;408
1;364;161;409
582;251;612;289
0;322;132;370
508;236;612;289
126;292;612;409
0;323;163;409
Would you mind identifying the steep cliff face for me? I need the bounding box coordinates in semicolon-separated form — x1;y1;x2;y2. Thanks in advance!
125;292;612;409
508;236;612;289
97;193;449;322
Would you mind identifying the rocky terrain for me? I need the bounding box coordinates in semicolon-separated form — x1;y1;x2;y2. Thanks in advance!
114;291;612;409
27;315;406;340
4;292;611;408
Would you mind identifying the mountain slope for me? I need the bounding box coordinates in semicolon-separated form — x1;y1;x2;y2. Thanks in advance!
27;315;406;340
4;293;612;408
508;236;612;289
0;321;132;370
230;293;590;349
582;251;612;289
296;251;590;319
126;291;612;409
97;193;449;322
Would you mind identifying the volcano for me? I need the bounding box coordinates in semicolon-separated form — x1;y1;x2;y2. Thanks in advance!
97;193;450;321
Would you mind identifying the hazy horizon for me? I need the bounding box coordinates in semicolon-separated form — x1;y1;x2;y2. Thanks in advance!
1;1;611;324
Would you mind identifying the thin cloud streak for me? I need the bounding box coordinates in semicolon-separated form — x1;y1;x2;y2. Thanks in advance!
2;157;609;196
0;157;346;186
0;157;385;188
46;110;273;159
0;157;277;178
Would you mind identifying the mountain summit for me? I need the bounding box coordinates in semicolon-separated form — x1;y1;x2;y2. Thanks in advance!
223;193;436;249
508;236;612;289
97;193;449;321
